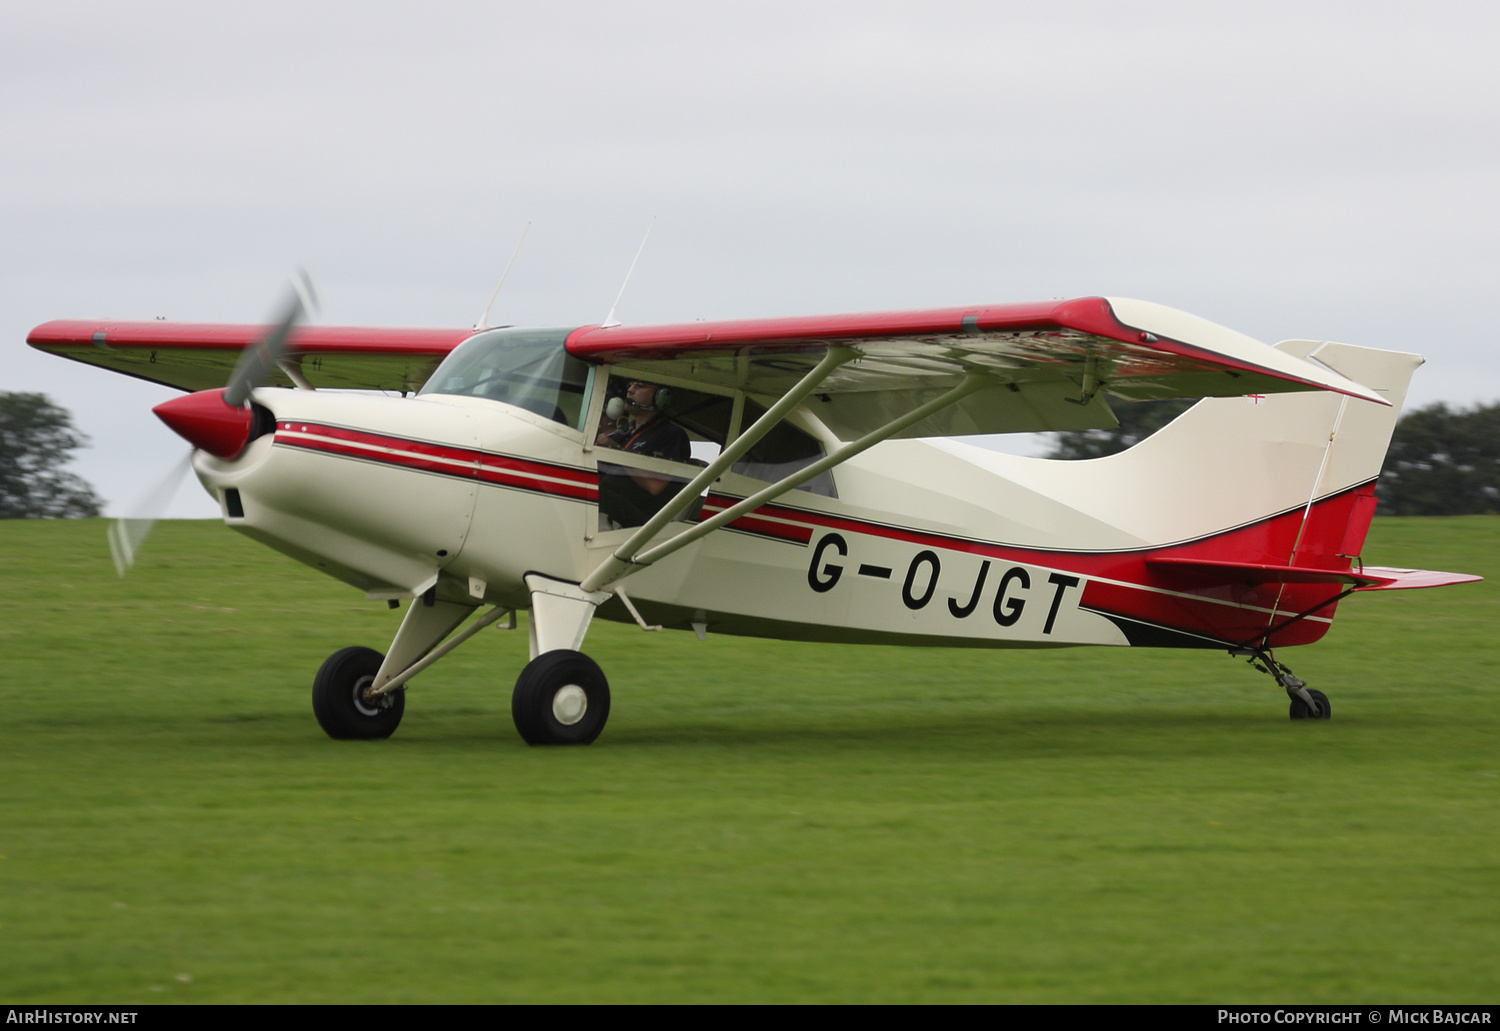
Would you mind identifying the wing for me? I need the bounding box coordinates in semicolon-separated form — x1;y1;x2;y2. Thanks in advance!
27;320;477;394
565;296;1388;439
31;297;1385;435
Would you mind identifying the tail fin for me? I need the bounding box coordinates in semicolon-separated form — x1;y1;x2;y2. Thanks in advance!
1071;339;1423;648
1266;340;1422;566
1072;339;1423;562
916;339;1434;649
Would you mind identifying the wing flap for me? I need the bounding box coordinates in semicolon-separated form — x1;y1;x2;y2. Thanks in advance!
27;320;475;393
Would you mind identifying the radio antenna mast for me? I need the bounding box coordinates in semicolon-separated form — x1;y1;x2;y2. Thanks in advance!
602;216;656;328
475;221;531;330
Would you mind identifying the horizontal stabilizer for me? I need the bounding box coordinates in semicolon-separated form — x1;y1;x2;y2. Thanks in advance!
1147;557;1482;591
1146;557;1397;587
1350;567;1484;592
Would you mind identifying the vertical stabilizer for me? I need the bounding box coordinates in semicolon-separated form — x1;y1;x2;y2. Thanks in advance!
1255;339;1422;567
1023;340;1422;556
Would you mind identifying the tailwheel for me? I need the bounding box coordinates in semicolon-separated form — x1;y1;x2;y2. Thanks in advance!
1289;688;1331;721
313;646;405;739
1233;646;1330;720
512;649;610;746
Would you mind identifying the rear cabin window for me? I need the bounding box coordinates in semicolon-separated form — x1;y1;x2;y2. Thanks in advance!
418;327;589;428
731;399;836;498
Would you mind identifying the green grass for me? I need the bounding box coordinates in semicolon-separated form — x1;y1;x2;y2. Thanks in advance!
1;516;1497;1003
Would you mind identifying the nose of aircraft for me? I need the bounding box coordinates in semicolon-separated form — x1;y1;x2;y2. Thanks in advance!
153;388;256;459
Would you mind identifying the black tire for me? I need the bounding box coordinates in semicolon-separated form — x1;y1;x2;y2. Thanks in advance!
511;650;610;746
313;646;405;739
1289;688;1331;720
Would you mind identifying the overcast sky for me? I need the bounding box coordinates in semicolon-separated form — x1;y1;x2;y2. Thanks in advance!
6;1;1498;518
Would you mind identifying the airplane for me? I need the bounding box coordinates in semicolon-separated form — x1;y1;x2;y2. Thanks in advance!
28;290;1482;744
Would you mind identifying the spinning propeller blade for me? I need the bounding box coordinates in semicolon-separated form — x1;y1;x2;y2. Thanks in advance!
223;269;318;407
111;271;319;575
108;450;194;576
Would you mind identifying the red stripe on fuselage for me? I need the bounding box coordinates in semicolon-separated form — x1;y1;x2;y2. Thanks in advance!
697;497;816;545
273;422;599;501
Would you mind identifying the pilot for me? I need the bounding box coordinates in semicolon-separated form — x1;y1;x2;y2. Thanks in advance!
596;380;692;527
595;380;690;463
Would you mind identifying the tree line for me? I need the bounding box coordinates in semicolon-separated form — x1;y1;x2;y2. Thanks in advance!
1;393;103;518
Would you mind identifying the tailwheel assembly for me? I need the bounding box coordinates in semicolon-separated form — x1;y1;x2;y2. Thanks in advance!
1232;646;1330;720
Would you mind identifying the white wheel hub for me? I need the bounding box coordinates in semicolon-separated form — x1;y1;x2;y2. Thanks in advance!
552;684;588;725
352;674;384;717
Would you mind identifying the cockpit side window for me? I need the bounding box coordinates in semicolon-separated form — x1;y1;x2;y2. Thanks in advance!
592;374;735;532
418;327;589;428
593;374;733;463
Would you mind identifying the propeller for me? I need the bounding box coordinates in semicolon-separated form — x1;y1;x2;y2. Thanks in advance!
108;451;194;577
224;270;317;407
109;271;318;576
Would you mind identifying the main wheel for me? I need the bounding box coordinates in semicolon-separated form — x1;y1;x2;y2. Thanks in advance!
511;650;610;745
313;646;405;739
1289;688;1331;720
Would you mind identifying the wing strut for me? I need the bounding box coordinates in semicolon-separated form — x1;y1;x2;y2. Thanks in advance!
580;346;857;592
581;366;990;593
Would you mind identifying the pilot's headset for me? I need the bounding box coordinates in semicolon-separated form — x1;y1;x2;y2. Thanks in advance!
606;382;672;420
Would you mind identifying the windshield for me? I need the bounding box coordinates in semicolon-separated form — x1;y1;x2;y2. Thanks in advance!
418;327;590;428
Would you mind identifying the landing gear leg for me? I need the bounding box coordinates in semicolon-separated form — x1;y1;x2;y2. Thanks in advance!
515;574;614;746
1232;647;1330;720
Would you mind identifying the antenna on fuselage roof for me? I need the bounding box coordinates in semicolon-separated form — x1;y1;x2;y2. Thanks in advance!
474;221;531;330
602;216;656;329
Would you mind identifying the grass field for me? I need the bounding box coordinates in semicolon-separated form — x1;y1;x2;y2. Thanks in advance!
1;516;1496;1003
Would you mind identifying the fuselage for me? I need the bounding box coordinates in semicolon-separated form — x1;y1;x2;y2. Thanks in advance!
189;381;1360;653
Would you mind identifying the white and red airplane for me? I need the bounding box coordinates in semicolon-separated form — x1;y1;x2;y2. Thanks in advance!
28;291;1480;744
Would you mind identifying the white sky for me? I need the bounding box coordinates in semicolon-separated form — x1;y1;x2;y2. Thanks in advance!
5;1;1499;517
